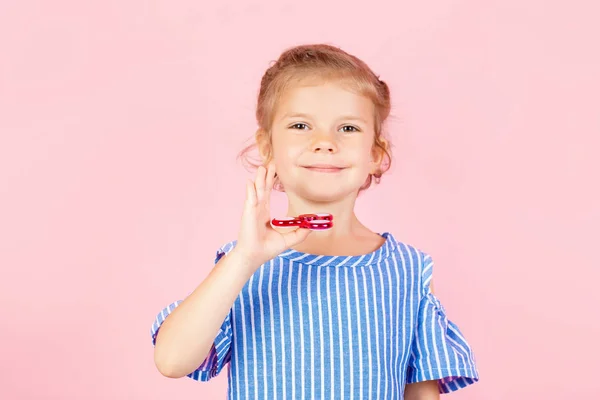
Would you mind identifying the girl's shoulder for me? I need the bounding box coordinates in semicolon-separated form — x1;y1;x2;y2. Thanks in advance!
384;232;436;293
381;232;431;263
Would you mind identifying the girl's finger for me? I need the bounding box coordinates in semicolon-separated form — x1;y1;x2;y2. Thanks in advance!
245;178;257;208
254;166;266;204
265;163;276;194
264;163;276;209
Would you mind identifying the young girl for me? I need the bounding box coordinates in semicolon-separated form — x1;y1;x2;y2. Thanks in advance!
150;44;479;399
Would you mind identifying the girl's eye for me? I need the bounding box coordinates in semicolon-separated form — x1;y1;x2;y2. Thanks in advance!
340;125;359;133
290;123;309;130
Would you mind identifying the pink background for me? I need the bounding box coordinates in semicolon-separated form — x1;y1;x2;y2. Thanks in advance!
1;1;598;399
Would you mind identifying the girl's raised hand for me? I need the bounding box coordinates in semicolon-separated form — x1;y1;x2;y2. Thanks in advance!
235;163;312;269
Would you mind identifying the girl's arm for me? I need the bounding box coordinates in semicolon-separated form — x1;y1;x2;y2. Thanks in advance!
154;164;311;379
153;248;258;378
404;380;440;400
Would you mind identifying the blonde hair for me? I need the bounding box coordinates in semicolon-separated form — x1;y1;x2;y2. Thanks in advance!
238;43;392;191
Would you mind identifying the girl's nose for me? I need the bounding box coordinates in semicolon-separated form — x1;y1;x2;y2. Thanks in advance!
311;132;338;153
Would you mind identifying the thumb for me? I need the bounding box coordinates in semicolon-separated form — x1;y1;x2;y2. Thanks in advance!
282;227;313;248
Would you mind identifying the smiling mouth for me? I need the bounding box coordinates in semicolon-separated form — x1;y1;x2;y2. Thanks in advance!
302;165;347;173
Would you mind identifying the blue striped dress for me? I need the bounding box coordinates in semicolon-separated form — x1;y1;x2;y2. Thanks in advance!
151;232;479;399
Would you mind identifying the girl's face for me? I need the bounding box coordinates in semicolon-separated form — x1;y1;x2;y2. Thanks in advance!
267;81;381;203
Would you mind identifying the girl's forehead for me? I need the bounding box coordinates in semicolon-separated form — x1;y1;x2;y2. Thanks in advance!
276;82;374;119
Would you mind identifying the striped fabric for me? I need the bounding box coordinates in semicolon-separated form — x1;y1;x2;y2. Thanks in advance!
151;232;479;399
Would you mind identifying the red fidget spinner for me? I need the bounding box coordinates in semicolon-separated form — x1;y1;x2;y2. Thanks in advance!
271;213;333;230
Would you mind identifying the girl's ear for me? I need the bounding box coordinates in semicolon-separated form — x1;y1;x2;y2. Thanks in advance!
370;137;389;175
255;129;272;164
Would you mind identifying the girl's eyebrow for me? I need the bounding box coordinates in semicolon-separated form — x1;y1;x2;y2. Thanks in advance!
280;112;312;121
337;115;368;124
280;112;368;124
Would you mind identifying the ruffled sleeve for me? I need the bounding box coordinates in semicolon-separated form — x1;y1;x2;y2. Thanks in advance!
406;252;479;393
150;240;237;381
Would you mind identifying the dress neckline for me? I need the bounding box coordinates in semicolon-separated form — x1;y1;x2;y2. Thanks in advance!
276;232;397;267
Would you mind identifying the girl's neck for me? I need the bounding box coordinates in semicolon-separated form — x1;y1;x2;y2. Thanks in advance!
285;200;385;256
284;192;368;239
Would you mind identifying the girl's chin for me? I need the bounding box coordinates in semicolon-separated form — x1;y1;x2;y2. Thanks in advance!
294;184;361;203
